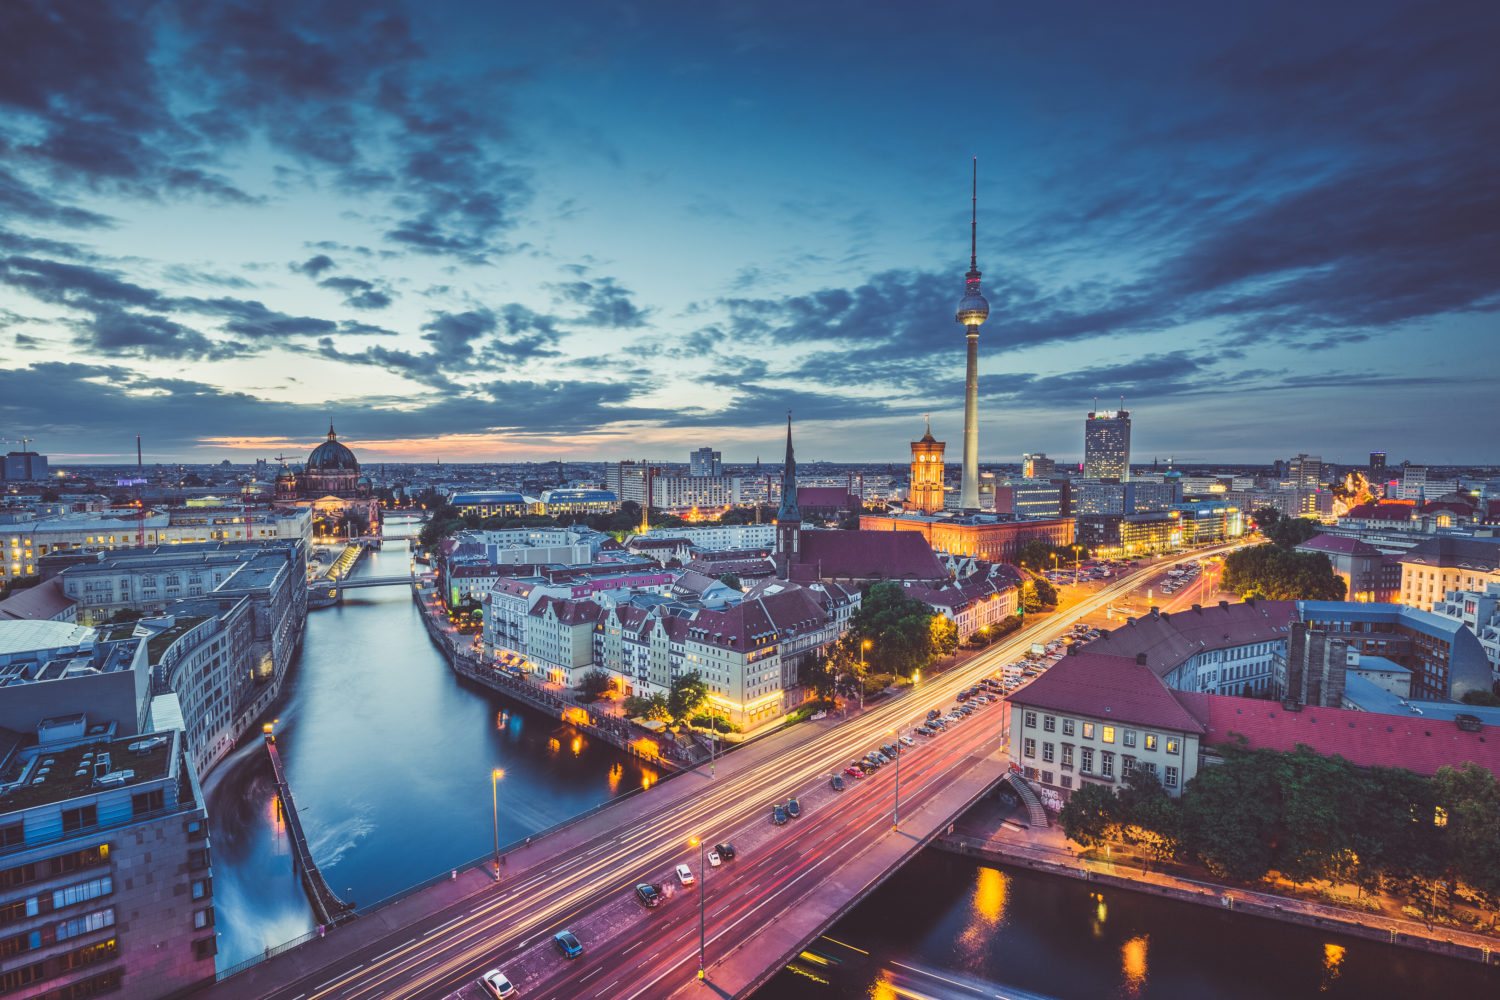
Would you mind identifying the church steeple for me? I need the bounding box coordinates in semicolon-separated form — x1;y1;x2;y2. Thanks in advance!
777;410;800;522
774;411;802;578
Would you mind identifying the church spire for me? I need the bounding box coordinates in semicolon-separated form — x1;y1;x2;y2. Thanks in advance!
777;410;800;522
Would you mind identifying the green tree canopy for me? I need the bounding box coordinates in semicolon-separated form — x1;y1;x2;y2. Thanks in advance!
1221;545;1346;600
578;668;613;700
668;670;709;722
843;581;941;677
1058;782;1119;849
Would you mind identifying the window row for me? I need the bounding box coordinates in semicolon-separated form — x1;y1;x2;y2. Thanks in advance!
1023;712;1179;753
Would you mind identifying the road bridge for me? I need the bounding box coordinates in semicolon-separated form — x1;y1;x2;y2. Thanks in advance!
200;544;1240;1000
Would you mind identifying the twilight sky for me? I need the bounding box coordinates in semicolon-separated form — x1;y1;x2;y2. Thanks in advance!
1;0;1497;467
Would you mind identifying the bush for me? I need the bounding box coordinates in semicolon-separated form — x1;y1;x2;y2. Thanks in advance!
689;712;741;734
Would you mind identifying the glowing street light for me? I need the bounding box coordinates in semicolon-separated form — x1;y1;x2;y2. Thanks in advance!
688;835;707;979
490;768;504;877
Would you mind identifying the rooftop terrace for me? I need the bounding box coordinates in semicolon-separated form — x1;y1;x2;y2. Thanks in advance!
0;731;174;811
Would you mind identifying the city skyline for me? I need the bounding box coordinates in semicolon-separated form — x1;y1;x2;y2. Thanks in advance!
3;0;1498;465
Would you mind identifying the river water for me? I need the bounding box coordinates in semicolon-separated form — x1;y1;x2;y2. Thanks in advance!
206;519;661;969
762;851;1499;999
206;519;1498;995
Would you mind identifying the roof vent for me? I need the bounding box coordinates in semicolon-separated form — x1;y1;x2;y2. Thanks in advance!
1068;644;1079;656
1135;652;1147;665
1218;600;1230;610
1192;604;1202;614
1455;714;1483;733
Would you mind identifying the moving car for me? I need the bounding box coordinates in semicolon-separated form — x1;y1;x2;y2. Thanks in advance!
772;804;788;825
715;842;736;860
707;851;722;867
554;930;583;959
787;797;801;818
478;970;516;998
830;774;846;791
676;863;694;886
635;882;662;908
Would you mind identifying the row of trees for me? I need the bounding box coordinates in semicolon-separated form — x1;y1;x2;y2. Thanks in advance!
588;669;711;725
1015;539;1088;574
1059;744;1500;900
1221;507;1345;600
798;582;958;700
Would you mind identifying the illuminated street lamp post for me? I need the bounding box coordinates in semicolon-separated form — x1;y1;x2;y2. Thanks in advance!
859;640;871;711
490;768;504;877
688;836;707;979
889;729;901;830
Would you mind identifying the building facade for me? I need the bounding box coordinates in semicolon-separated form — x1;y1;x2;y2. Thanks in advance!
1083;410;1130;480
907;421;946;515
859;512;1075;564
1398;536;1500;610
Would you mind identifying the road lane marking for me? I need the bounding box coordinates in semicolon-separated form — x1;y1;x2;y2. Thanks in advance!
822;935;867;954
622;940;644;954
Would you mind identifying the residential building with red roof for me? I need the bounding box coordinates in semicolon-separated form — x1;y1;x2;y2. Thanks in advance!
1296;533;1401;601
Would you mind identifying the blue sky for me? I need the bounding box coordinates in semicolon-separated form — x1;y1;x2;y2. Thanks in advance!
1;0;1496;466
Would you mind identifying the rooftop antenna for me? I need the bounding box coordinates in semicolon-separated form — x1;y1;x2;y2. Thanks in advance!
1120;393;1125;414
969;157;978;273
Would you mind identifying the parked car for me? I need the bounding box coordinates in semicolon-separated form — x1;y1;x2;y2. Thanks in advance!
676;863;694;886
830;774;846;791
927;709;942;721
899;735;916;747
810;710;827;721
787;797;801;818
554;930;583;959
772;804;788;825
479;970;516;998
707;851;722;867
844;765;866;778
635;882;662;908
915;726;934;737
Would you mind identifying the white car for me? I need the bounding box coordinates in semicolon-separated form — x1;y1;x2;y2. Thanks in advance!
676;863;695;886
707;851;722;867
478;969;516;998
810;710;827;721
899;735;915;747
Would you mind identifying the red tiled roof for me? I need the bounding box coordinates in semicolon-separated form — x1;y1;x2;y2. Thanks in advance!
1083;600;1295;678
1192;694;1500;777
796;529;948;582
1419;500;1474;517
1341;501;1414;522
1297;534;1380;557
530;596;601;625
1009;652;1206;733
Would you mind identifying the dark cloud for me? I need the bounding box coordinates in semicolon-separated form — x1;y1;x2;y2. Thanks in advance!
292;254;336;278
550;276;650;328
318;275;393;310
0;168;114;229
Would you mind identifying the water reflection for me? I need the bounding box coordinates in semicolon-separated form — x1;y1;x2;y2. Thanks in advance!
1120;935;1148;997
972;866;1009;925
1321;942;1346;991
208;519;662;969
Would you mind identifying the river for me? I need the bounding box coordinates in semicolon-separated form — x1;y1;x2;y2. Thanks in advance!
206;518;661;969
205;520;1497;995
761;851;1498;999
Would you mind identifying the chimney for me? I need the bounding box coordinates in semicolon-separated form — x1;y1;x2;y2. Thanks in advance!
1245;596;1256;607
1218;600;1229;610
1068;644;1079;656
1191;604;1202;613
1135;652;1148;666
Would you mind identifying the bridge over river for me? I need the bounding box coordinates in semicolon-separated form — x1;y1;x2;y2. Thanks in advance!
198;549;1234;1000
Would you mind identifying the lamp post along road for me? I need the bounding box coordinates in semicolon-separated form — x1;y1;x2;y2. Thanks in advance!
859;640;871;711
490;768;503;878
889;729;901;830
689;836;707;979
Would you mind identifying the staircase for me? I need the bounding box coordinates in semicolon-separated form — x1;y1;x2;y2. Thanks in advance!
1003;772;1050;828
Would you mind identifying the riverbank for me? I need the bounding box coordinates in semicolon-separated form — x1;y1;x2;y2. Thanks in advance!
935;796;1500;968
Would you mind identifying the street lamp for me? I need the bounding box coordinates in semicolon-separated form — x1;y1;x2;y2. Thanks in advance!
859;640;872;711
888;728;902;830
688;836;707;979
490;768;504;877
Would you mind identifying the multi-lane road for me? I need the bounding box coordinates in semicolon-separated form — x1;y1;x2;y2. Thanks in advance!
214;543;1243;1000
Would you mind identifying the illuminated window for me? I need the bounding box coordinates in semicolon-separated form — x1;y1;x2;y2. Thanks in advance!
1101;726;1115;744
1082;723;1095;740
1144;733;1158;751
1166;738;1179;755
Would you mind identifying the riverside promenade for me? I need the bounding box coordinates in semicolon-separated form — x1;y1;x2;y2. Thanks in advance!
936;796;1500;968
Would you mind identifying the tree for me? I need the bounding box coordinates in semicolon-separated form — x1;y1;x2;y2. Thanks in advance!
1058;782;1119;849
1274;747;1363;885
802;653;838;700
1251;506;1281;534
717;573;743;591
1221;545;1346;601
928;615;959;659
623;693;671;721
844;581;941;678
1116;769;1183;861
1432;762;1500;896
1021;577;1058;613
1268;516;1321;549
1179;744;1282;881
668;670;708;723
578;669;613;700
1016;539;1057;572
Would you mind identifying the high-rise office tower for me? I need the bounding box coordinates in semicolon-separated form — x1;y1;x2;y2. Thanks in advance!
909;416;946;514
1083;410;1131;480
1369;451;1386;475
954;159;989;512
1022;452;1055;479
689;447;722;477
1290;454;1323;490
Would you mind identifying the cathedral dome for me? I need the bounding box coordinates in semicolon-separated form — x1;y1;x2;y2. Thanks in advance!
306;424;359;473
